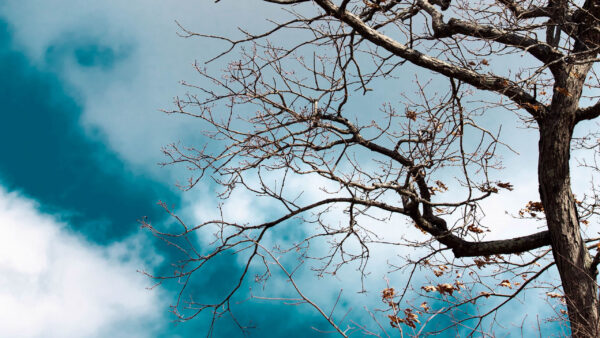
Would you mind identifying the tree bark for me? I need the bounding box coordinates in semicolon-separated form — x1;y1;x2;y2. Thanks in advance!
539;113;599;337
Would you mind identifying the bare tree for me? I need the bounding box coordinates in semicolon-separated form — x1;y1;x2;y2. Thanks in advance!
143;0;600;336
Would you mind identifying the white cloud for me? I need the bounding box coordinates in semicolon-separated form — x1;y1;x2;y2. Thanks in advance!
0;187;163;337
0;0;288;182
0;0;587;335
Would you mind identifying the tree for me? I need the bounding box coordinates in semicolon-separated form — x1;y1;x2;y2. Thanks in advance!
143;0;600;336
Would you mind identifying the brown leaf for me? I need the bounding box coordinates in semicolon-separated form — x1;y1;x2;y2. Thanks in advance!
526;201;544;212
480;291;492;298
422;285;436;292
388;314;401;328
382;287;396;301
435;180;448;191
437;283;455;296
481;185;499;193
546;292;564;299
474;258;486;268
406;110;418;121
403;308;420;327
389;309;420;329
467;224;485;234
499;280;512;288
496;182;514;191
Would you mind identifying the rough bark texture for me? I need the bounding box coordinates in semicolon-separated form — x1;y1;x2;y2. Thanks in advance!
539;67;599;337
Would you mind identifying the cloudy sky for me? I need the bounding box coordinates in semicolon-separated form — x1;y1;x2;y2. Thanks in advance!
0;1;586;337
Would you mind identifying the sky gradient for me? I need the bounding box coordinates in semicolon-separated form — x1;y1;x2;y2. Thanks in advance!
0;1;578;337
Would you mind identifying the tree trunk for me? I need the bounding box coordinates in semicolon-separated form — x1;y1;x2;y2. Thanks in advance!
538;115;599;337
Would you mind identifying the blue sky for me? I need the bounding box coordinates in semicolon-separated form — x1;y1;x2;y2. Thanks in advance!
0;1;585;337
0;1;354;336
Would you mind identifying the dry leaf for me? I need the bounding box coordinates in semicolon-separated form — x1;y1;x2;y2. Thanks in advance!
435;180;448;191
547;292;564;299
388;314;402;328
406;110;418;121
382;287;396;301
422;285;436;292
467;224;485;234
437;283;455;296
481;185;499;193
497;182;514;191
474;258;486;268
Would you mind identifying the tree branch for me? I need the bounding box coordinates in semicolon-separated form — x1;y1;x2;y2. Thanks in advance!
406;204;551;258
418;0;562;68
312;0;546;118
576;101;600;122
496;0;551;19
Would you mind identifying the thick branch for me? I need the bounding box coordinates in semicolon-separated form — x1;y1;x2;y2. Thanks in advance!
409;210;551;258
256;197;551;258
576;101;600;122
418;0;562;69
451;230;551;257
497;0;551;19
443;18;562;68
312;0;546;118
